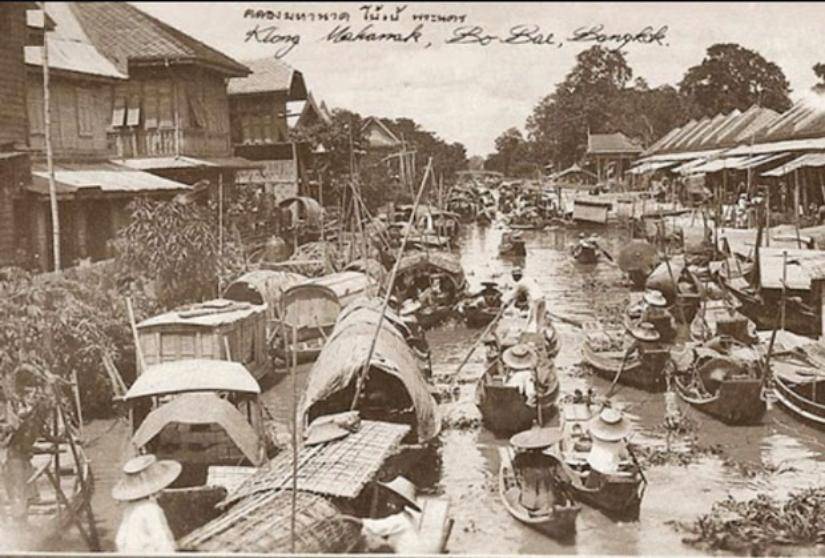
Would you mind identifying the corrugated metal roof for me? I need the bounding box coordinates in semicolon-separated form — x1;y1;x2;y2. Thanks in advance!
586;132;642;155
761;152;825;177
726;137;825;157
29;162;190;195
112;156;261;171
637;149;723;165
228;58;307;99
25;40;126;79
686;156;748;174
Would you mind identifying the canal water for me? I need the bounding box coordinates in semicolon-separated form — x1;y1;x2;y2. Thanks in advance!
51;221;825;554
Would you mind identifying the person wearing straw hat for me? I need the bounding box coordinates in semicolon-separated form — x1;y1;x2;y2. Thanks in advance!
639;289;676;342
586;408;632;474
362;476;424;554
503;344;539;402
112;454;181;553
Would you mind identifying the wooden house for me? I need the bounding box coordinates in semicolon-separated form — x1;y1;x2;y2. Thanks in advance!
136;299;269;381
228;57;309;202
0;3;45;267
585;132;643;183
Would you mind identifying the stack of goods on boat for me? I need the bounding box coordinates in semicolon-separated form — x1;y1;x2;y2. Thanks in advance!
499;230;527;257
582;321;670;392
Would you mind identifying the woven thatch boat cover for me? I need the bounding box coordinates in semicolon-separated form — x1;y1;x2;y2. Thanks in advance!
281;283;341;330
179;489;363;553
222;270;306;318
300;321;440;442
336;297;414;339
131;392;265;466
279;196;323;227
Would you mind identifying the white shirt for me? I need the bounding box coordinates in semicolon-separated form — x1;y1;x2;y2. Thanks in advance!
115;498;176;554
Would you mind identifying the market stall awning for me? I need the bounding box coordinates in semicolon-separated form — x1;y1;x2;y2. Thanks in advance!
730;152;789;170
28;162;191;196
687;156;748;174
628;160;679;175
726;137;825;157
673;158;711;175
761;152;825;177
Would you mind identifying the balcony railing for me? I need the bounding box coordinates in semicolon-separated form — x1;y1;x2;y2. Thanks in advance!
107;128;232;159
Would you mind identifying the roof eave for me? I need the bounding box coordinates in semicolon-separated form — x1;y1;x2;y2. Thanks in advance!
129;56;250;78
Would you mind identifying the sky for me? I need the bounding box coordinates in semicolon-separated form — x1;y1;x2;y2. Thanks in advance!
132;2;824;157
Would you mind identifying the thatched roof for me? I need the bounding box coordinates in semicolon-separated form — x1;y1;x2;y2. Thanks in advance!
223;270;307;316
300;321;440;442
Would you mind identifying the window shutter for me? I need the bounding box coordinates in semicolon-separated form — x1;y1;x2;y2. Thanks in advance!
27;81;44;134
143;82;158;129
158;81;174;128
111;96;126;128
126;95;141;127
76;87;93;137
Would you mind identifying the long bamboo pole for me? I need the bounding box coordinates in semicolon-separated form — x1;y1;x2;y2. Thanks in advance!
350;160;433;411
42;22;61;271
290;325;298;554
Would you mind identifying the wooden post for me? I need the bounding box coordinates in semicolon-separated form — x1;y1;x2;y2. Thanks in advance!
218;172;224;293
290;325;298;554
126;298;146;375
42;26;61;271
820;281;825;341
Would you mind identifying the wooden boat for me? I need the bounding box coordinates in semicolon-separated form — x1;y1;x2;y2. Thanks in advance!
571;242;599;264
123;359;277;539
136;299;271;380
477;207;496;225
300;314;441;445
477;302;560;435
394;251;467;330
275;271;379;364
498;445;580;541
689;298;757;344
556;402;646;519
458;284;504;328
499;231;527;257
769;346;825;430
581;327;669;392
670;340;766;425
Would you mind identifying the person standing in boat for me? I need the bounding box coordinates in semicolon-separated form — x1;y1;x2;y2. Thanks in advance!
112;454;181;554
623;322;662;364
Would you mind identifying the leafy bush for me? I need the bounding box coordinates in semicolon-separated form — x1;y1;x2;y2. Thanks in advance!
115;197;247;309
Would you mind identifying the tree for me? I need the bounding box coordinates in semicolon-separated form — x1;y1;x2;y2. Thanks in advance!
114;198;246;309
485;127;528;175
525;46;635;169
679;43;791;116
814;63;825;91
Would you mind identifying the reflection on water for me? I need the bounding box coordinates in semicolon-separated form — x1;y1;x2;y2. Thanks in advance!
66;221;825;555
428;222;825;555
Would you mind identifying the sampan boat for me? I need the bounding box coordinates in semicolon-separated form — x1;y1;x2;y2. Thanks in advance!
477;301;560;435
581;326;669;392
571;243;599;264
670;340;766;425
556;402;645;519
769;344;825;430
498;445;579;541
300;317;441;445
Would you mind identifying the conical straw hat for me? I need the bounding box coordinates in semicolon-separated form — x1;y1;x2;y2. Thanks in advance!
588;408;632;442
502;343;538;370
111;454;181;502
510;426;562;450
628;321;660;342
377;476;421;512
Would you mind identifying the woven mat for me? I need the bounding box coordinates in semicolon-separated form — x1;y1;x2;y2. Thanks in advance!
222;420;410;505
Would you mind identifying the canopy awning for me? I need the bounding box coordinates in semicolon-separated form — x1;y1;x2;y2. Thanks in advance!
124;359;260;400
673;158;710;175
688;157;748;174
29;162;191;197
628;160;678;175
731;152;789;170
762;153;825;177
